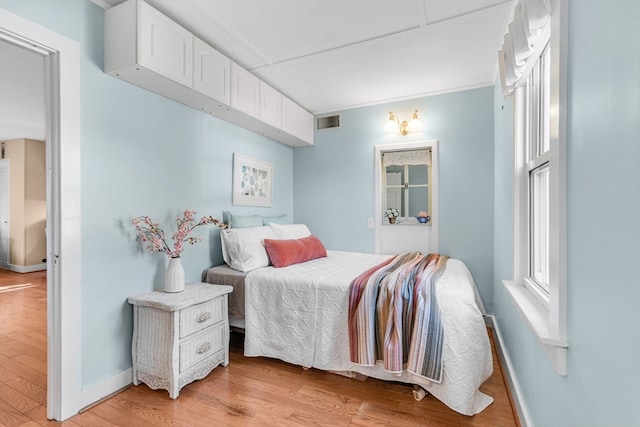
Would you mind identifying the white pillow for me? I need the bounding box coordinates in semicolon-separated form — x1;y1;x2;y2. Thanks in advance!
220;226;276;272
269;223;311;240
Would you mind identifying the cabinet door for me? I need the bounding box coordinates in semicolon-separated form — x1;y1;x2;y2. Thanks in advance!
298;108;315;144
139;0;193;87
259;81;282;128
281;95;300;137
230;62;260;117
193;37;230;105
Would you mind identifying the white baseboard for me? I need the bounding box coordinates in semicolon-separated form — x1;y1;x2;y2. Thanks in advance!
80;368;132;410
79;320;528;424
5;263;46;273
485;315;533;427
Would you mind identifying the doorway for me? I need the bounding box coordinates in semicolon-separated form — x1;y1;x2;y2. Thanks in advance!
1;9;81;421
0;36;49;424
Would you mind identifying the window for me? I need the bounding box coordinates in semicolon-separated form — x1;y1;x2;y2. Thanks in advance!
530;163;549;292
501;0;568;375
382;149;431;222
525;43;551;298
374;140;439;255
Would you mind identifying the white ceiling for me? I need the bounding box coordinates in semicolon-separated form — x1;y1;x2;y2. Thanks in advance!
96;0;515;114
0;0;515;142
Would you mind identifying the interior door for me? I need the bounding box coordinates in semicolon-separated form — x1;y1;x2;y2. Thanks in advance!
0;159;9;268
385;171;402;213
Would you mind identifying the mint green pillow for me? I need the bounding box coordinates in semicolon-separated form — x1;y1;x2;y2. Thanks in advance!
228;213;263;228
262;214;287;225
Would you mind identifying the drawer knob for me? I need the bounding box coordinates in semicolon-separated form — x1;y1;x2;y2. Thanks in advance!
196;312;211;323
196;342;211;355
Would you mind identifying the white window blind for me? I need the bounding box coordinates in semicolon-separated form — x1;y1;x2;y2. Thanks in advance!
499;0;552;96
382;149;431;167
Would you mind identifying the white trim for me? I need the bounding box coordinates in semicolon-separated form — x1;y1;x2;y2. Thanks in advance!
90;0;112;10
374;140;439;255
0;8;82;421
486;315;534;427
80;368;133;409
4;263;46;273
313;82;494;116
503;280;568;377
0;159;9;269
506;0;567;376
503;281;567;348
547;0;568;348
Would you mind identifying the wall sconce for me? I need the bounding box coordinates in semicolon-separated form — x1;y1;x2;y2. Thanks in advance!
384;110;423;136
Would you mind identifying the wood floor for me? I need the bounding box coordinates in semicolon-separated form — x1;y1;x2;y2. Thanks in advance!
0;269;519;427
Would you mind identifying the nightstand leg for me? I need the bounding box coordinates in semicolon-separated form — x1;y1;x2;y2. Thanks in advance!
132;307;140;385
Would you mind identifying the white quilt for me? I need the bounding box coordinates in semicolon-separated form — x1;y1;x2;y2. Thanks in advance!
244;251;493;415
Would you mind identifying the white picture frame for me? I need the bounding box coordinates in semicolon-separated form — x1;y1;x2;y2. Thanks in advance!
232;153;273;207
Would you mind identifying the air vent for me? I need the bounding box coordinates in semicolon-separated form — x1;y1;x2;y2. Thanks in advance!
317;114;341;130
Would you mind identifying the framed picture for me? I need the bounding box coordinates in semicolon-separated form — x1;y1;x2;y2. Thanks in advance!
232;153;272;207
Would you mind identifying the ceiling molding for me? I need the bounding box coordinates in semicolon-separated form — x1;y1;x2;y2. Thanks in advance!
90;0;111;10
313;81;496;116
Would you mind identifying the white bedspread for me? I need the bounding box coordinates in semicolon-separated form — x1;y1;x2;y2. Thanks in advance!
244;250;493;415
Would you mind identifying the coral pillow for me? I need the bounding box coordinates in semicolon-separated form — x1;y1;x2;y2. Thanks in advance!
264;235;327;268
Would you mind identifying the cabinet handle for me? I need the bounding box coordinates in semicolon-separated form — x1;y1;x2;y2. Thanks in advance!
196;342;211;355
196;312;211;323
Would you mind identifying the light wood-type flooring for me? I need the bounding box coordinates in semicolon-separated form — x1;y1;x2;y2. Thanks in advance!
0;269;519;427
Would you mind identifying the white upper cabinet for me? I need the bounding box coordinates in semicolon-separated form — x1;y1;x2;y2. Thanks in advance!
298;108;315;143
230;62;260;117
138;0;192;87
281;95;299;136
105;0;313;147
259;81;282;129
193;37;230;105
282;96;314;142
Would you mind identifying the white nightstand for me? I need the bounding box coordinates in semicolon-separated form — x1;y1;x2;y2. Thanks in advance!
128;283;233;398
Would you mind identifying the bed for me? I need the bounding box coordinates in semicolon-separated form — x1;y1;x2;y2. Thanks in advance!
202;223;494;416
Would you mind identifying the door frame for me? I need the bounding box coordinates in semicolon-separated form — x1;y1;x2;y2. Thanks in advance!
0;9;81;421
0;159;9;268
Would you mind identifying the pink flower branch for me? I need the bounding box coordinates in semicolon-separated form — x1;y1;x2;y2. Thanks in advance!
132;210;227;258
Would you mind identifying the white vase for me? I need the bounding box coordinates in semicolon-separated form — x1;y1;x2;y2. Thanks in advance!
165;257;185;293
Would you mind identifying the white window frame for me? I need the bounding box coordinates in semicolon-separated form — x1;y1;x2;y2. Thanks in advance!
503;0;568;375
374;140;439;255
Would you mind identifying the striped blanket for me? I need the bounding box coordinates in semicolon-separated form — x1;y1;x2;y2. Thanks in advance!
348;252;449;383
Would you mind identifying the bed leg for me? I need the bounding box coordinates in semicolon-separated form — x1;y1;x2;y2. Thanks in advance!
412;385;428;401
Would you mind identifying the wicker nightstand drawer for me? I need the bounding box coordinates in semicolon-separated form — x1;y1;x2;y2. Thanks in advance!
179;297;225;338
129;283;232;399
179;322;224;372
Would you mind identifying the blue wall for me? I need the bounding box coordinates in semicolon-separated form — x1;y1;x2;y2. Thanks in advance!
6;1;639;425
1;0;294;390
492;1;640;426
294;87;496;309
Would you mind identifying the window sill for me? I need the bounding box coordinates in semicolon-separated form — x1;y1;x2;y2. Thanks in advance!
385;219;432;226
502;279;568;375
